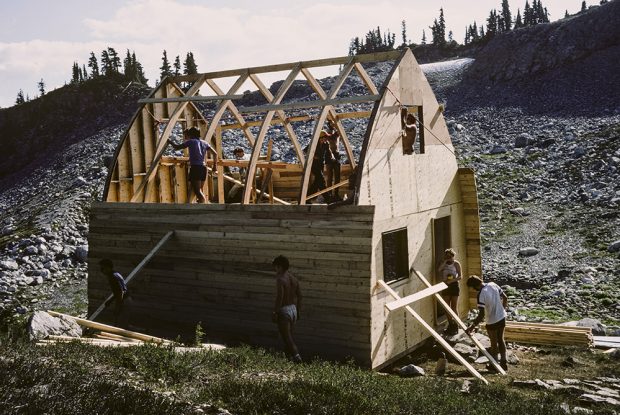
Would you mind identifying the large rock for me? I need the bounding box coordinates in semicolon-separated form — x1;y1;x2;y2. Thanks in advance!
28;311;82;341
518;247;539;257
515;133;534;148
0;260;19;271
608;240;620;253
564;318;606;336
398;364;425;377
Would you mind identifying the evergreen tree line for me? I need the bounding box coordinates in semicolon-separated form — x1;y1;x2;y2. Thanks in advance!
159;50;198;81
348;26;397;56
72;47;148;84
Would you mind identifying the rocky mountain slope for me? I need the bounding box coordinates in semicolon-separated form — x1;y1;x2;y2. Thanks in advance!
0;2;619;334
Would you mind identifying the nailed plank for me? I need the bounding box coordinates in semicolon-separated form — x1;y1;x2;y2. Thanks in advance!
384;283;447;312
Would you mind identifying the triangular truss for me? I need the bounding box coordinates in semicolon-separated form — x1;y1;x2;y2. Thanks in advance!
104;50;404;205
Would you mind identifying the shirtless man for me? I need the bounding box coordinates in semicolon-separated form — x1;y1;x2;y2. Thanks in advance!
402;113;417;155
272;255;302;363
324;120;342;200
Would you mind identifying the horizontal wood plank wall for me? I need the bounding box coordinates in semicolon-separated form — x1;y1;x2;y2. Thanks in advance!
88;203;374;364
458;167;482;309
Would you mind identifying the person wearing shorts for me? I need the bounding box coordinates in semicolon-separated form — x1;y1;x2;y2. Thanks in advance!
465;275;509;371
168;127;218;203
437;248;462;334
272;255;302;363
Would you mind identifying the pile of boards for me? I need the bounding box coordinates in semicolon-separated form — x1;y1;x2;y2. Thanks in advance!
36;311;225;352
504;321;593;347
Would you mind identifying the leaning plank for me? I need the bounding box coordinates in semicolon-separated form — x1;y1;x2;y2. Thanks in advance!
88;230;174;321
412;269;505;375
377;280;488;384
48;311;173;344
384;283;447;312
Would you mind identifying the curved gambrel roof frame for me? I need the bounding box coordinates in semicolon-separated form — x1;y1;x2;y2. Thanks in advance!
103;49;411;205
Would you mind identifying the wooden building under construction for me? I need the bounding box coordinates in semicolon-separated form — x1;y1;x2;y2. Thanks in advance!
88;49;482;369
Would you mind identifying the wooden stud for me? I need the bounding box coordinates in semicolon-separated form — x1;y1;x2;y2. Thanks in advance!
384;282;447;312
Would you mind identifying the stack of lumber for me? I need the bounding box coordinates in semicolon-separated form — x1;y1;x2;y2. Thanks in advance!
503;321;593;347
37;311;225;352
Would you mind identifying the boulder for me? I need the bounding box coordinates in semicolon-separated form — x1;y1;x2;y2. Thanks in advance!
608;240;620;253
398;364;425;377
518;247;539;257
575;318;606;336
0;260;19;271
28;311;82;341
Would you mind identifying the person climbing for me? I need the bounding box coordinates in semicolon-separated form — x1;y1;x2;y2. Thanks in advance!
272;255;302;363
437;248;462;335
402;112;417;155
327;166;358;210
99;258;129;328
465;275;509;371
168;127;218;203
324;119;342;200
305;132;332;202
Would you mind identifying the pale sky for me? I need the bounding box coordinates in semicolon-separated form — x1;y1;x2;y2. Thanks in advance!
0;0;585;108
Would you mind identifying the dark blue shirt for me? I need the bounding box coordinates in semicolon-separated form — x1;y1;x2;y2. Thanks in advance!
180;138;211;166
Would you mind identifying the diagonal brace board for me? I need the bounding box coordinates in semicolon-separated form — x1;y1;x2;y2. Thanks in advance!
411;269;506;375
89;231;175;321
384;282;447;312
377;280;488;384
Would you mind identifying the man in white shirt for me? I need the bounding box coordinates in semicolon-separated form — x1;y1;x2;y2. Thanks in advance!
465;275;509;371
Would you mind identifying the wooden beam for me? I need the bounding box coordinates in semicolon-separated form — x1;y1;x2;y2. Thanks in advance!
242;65;302;204
300;68;357;169
205;78;256;147
412;269;506;375
237;95;379;114
138;94;244;104
169;50;403;83
306;179;349;200
249;73;305;164
384;283;447;312
88;231;174;321
202;73;250;145
219;110;372;130
208;167;290;205
216;126;225;203
299;59;355;205
48;311;172;344
353;62;380;95
376;280;488;384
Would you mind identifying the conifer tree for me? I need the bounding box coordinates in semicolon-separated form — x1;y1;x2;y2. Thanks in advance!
71;62;80;83
132;52;148;84
173;55;181;76
401;20;407;46
421;29;426;45
88;52;99;77
82;64;88;80
501;0;512;31
524;0;533;26
160;50;173;80
107;47;121;73
101;50;110;75
183;52;198;75
123;49;133;77
15;89;25;105
37;79;45;96
565;9;569;18
515;9;523;27
581;1;587;11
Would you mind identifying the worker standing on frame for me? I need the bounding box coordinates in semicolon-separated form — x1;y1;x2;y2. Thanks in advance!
168;127;218;203
324;119;342;201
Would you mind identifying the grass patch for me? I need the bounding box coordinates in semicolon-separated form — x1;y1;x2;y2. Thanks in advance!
518;308;569;322
1;334;619;415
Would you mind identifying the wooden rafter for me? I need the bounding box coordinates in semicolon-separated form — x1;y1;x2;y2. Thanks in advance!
242;65;302;204
237;95;379;113
249;73;305;164
219;110;372;130
138;94;244;104
300;67;358;169
205;78;256;147
202;73;250;145
298;59;356;205
170;50;402;83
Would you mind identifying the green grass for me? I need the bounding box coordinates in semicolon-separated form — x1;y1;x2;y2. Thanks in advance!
2;335;618;415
